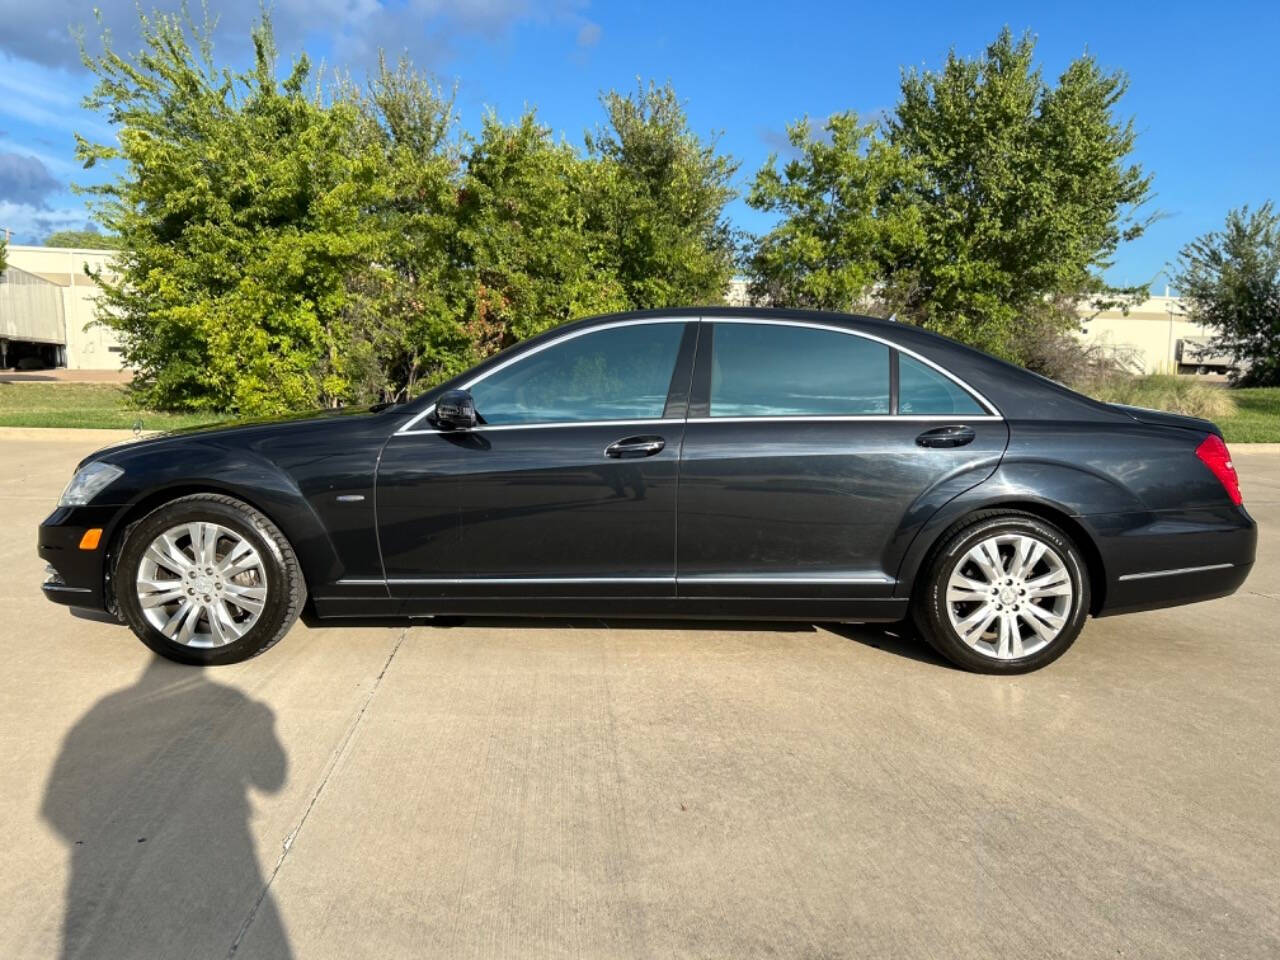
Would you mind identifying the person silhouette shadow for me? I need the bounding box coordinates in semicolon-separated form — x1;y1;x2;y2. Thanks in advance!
41;657;291;959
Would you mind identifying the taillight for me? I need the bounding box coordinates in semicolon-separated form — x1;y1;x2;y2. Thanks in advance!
1195;434;1243;505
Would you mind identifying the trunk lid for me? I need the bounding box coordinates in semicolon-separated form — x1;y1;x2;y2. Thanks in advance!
1108;403;1222;437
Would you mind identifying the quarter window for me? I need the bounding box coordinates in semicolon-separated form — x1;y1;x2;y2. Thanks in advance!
709;322;890;417
469;322;686;425
897;354;985;415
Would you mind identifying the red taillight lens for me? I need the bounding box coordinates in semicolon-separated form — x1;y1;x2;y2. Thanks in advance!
1195;434;1243;505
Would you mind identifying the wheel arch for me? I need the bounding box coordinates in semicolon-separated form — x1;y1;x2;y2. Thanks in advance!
898;497;1108;616
101;482;329;613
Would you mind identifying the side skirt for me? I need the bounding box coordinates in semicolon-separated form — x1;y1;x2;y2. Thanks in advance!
311;595;909;623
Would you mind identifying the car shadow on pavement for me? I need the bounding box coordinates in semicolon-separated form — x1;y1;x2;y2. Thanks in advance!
824;621;954;667
40;657;292;959
298;610;953;666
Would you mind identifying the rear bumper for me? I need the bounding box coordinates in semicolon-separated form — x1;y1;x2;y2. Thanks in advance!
1090;505;1257;616
38;504;122;611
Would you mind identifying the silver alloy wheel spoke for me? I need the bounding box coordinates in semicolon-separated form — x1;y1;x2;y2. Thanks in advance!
136;522;268;649
944;532;1073;661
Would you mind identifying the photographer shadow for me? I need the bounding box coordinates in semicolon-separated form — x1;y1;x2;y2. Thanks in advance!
41;657;291;958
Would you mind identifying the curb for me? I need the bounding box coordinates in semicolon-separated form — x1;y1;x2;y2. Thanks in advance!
0;427;160;444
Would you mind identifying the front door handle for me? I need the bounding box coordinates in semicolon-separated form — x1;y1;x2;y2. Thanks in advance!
605;435;666;458
916;425;976;448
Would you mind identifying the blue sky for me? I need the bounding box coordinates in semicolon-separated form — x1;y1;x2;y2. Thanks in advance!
0;0;1276;291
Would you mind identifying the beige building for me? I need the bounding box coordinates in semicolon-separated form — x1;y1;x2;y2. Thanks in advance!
1075;294;1225;375
0;245;124;371
724;280;1223;376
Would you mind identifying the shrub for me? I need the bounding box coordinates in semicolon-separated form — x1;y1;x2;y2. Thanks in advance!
1086;374;1237;421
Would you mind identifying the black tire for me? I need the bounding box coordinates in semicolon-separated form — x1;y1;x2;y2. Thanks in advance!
115;494;305;665
912;510;1090;674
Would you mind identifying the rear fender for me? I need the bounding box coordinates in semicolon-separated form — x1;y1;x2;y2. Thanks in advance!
890;460;1144;599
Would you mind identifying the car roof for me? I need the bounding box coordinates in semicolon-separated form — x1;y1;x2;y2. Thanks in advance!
410;306;1126;424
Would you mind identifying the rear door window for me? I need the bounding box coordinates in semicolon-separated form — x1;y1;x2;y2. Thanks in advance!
709;322;890;417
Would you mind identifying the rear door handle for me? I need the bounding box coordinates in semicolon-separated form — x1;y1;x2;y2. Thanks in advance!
916;425;976;448
605;435;666;458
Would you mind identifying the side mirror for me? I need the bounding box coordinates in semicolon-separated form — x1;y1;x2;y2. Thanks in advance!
434;389;477;430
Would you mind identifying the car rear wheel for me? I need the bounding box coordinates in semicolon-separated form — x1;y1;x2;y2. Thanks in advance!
116;494;305;665
913;511;1090;674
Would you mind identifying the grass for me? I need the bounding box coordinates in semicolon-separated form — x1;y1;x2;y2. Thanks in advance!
1080;374;1279;443
1086;374;1238;421
1217;387;1280;444
2;377;1277;443
0;383;228;430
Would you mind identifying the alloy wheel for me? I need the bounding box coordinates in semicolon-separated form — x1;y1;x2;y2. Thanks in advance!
135;522;268;648
944;533;1073;660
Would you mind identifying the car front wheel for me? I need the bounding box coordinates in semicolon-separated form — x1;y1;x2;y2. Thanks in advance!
913;511;1090;674
115;494;305;665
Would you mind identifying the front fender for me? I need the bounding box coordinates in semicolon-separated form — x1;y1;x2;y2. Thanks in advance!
95;438;343;592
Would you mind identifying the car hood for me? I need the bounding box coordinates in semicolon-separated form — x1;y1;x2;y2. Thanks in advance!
1108;403;1220;437
83;404;399;465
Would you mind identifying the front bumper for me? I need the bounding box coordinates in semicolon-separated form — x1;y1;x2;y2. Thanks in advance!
38;504;124;611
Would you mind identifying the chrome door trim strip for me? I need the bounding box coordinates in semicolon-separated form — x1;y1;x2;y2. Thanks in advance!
1117;563;1233;582
679;574;893;584
383;576;674;585
394;315;1003;437
338;574;895;586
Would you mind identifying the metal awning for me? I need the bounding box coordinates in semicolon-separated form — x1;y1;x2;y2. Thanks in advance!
0;265;67;344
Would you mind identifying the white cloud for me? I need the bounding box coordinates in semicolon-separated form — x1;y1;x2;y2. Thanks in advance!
0;199;90;244
0;0;587;74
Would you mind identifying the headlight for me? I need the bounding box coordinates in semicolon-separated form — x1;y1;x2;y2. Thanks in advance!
58;462;124;506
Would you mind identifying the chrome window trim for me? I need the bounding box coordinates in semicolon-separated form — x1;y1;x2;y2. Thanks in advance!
395;315;1002;436
706;317;1001;419
683;415;1002;424
1117;563;1233;582
396;317;690;436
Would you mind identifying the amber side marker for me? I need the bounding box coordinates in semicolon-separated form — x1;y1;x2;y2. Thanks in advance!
78;528;103;550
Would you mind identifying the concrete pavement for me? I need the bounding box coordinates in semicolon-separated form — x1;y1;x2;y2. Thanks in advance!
1;434;1277;959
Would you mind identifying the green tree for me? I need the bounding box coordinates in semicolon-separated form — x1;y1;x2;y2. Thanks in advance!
78;12;385;414
77;12;739;412
455;111;627;357
1175;202;1280;386
745;112;922;309
587;82;738;307
747;29;1154;363
44;229;124;249
0;235;7;272
336;57;470;402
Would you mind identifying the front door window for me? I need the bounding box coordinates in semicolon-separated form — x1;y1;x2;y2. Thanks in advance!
469;322;687;425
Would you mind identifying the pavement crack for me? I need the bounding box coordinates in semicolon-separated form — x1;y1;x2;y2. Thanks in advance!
225;628;408;958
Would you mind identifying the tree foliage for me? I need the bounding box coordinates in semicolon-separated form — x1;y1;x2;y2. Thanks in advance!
79;12;385;413
747;29;1154;363
44;229;124;249
78;14;737;414
1175;202;1280;386
0;236;7;273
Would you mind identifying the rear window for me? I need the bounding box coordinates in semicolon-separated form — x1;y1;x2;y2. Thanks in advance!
897;354;985;415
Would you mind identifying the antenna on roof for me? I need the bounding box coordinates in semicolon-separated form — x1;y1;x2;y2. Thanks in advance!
886;312;898;323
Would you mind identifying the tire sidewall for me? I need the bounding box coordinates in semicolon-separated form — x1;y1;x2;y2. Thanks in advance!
117;499;292;666
919;514;1090;674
